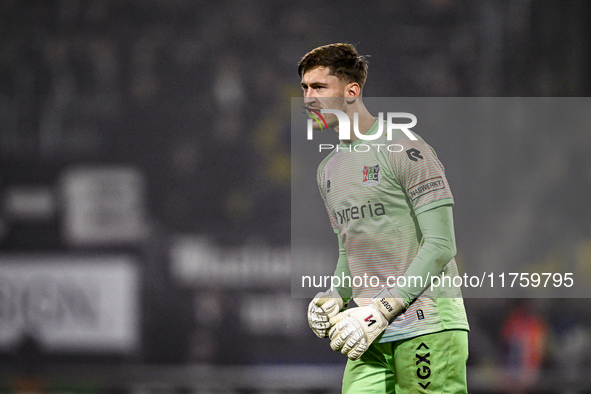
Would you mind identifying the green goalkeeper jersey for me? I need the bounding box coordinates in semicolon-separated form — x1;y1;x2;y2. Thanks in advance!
317;119;469;342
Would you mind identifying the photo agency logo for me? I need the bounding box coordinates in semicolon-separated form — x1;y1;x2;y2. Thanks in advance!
303;108;418;152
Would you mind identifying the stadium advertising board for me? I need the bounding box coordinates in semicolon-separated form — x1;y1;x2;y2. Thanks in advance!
0;255;139;353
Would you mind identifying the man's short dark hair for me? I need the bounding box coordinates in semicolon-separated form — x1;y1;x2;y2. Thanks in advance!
298;43;369;89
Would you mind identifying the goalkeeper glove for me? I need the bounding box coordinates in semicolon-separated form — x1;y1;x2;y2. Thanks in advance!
307;289;349;338
328;288;405;360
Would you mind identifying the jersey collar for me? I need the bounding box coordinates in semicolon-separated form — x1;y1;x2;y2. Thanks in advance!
338;118;381;149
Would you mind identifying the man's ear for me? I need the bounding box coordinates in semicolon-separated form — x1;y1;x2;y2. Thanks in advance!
345;82;361;104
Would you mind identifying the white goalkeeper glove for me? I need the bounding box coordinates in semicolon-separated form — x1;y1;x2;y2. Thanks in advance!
328;288;406;360
307;289;349;338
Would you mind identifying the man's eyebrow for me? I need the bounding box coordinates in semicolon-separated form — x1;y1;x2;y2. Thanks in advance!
301;81;327;88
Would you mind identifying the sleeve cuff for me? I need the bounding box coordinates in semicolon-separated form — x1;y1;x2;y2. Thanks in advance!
414;198;454;216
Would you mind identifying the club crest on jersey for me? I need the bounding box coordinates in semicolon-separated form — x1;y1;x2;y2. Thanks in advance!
362;164;380;186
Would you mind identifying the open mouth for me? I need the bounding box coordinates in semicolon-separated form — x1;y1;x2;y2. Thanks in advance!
303;107;328;130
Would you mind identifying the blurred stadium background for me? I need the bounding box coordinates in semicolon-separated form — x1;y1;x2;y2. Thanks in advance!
1;0;591;393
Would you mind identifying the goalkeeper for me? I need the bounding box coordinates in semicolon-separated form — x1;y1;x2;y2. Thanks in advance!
300;43;469;393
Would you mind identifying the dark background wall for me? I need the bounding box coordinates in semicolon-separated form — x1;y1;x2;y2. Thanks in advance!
1;0;590;392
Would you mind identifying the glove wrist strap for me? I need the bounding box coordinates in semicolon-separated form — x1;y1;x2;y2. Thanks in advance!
372;288;406;322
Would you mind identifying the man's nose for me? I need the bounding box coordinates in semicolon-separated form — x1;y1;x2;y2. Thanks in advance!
304;91;316;105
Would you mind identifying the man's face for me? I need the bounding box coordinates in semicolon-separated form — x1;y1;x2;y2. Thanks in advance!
301;66;348;130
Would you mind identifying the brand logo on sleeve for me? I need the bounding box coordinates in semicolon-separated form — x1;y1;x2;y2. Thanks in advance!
406;148;423;161
362;164;380;186
408;176;445;201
